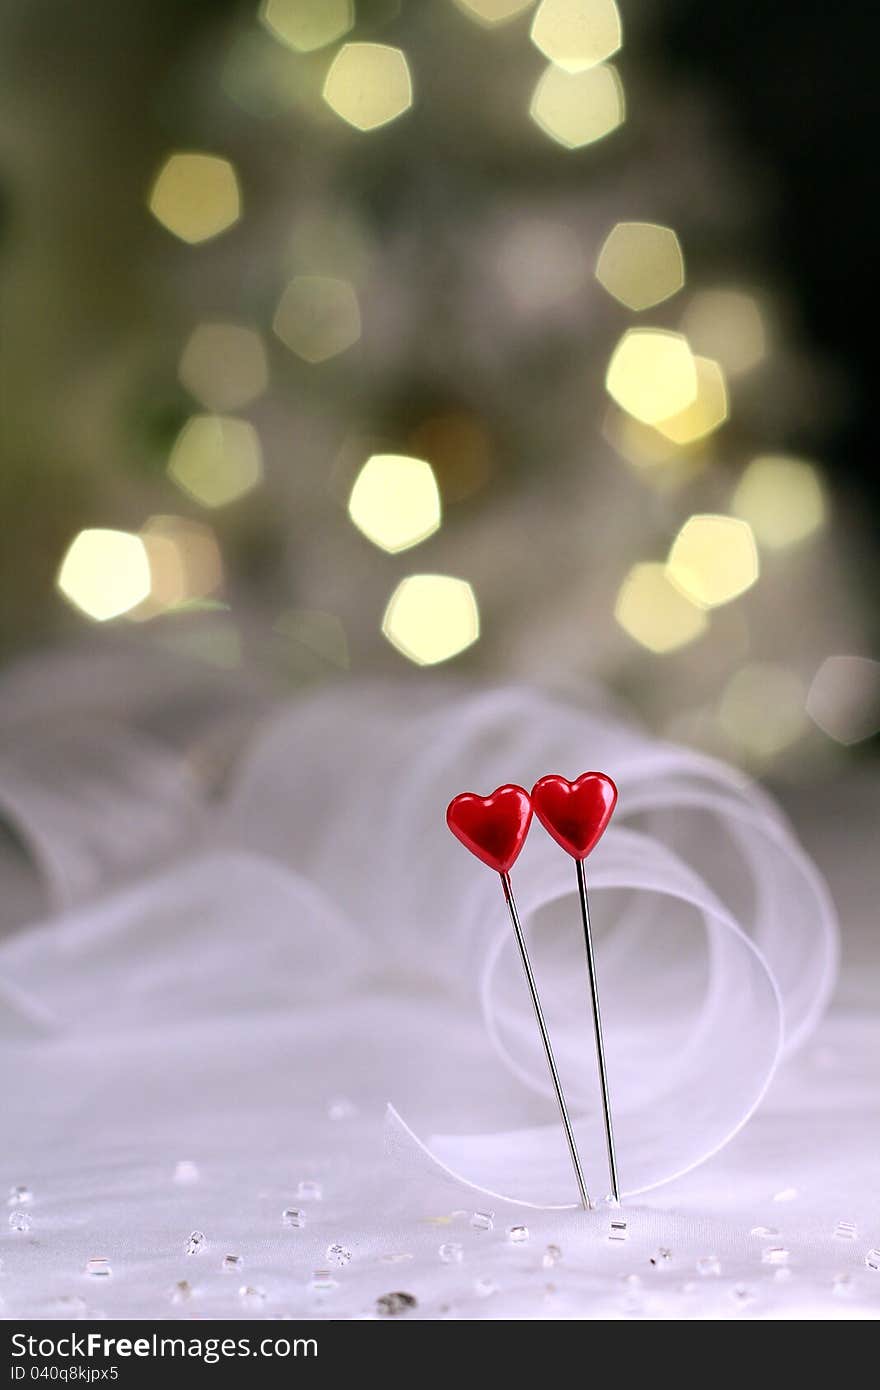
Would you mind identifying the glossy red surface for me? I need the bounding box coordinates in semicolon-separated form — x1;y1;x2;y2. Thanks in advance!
446;783;533;874
530;771;618;860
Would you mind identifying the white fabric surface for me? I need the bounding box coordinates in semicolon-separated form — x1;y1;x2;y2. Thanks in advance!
0;674;877;1321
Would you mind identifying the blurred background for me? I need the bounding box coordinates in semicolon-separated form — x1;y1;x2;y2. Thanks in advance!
1;0;877;780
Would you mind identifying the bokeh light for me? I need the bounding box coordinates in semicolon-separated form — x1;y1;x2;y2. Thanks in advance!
348;454;441;553
596;222;684;311
719;663;808;759
408;412;494;502
732;454;826;550
178;323;269;412
667;515;759;609
382;575;480;665
605;329;698;424
653;356;728;445
806;656;880;746
148;153;241;244
453;0;535;25
167;415;263;508
273;276;361;363
531;0;622;74
323;43;413;132
259;0;354;53
135;516;223;619
614;562;708;653
681;288;767;376
57;530;152;622
530;62;624;149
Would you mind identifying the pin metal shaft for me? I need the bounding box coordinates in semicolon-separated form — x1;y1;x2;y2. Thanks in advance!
575;856;620;1204
499;871;591;1211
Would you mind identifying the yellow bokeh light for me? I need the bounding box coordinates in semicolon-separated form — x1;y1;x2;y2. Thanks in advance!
348;454;441;553
148;153;241;245
667;514;759;609
167;415;262;508
323;43;413;132
259;0;353;52
719;664;808;759
681;289;767;376
596;221;684;311
614;562;708;654
382;575;480;666
273;275;361;363
453;0;535;24
530;62;624;149
57;529;152;623
179;322;268;412
653;356;728;445
731;454;826;550
806;655;880;746
531;0;622;74
606;329;698;425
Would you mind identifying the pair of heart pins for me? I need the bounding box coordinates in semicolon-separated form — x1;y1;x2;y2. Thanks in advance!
447;772;619;1211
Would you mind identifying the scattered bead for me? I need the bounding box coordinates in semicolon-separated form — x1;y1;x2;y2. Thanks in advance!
696;1256;721;1277
173;1161;199;1184
750;1225;780;1238
833;1220;858;1241
239;1285;267;1306
542;1244;562;1269
375;1291;417;1316
309;1270;338;1292
8;1185;32;1206
607;1217;628;1242
649;1247;672;1267
470;1211;494;1231
9;1211;31;1233
282;1208;305;1228
438;1243;464;1264
865;1249;880;1272
326;1243;351;1266
221;1254;243;1273
506;1224;529;1244
84;1258;111;1278
186;1231;205;1255
296;1180;322;1201
761;1247;789;1266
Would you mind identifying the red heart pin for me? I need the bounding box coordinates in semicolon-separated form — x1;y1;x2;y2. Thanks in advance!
446;784;533;874
531;771;618;860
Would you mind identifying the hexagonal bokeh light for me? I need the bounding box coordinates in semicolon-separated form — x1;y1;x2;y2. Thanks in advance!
167;415;263;508
273;276;361;363
259;0;353;53
323;43;413;132
453;0;534;25
382;575;480;665
596;222;684;311
531;0;623;74
614;562;708;654
606;329;698;425
667;515;759;609
348;454;441;553
179;323;268;412
530;62;624;149
148;153;241;244
57;529;152;622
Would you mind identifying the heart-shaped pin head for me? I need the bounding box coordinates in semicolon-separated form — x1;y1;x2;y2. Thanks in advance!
446;784;533;874
531;771;618;860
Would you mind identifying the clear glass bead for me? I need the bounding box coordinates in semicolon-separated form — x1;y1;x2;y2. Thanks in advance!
649;1247;672;1267
696;1255;721;1276
186;1230;205;1255
506;1224;529;1243
84;1258;111;1278
221;1254;243;1273
761;1247;789;1265
296;1179;322;1201
282;1207;304;1228
470;1211;494;1231
542;1244;562;1269
833;1220;857;1241
375;1291;417;1316
438;1242;464;1264
8;1185;32;1206
9;1211;31;1233
750;1225;779;1238
865;1249;880;1272
309;1270;338;1292
607;1218;628;1241
326;1243;351;1266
